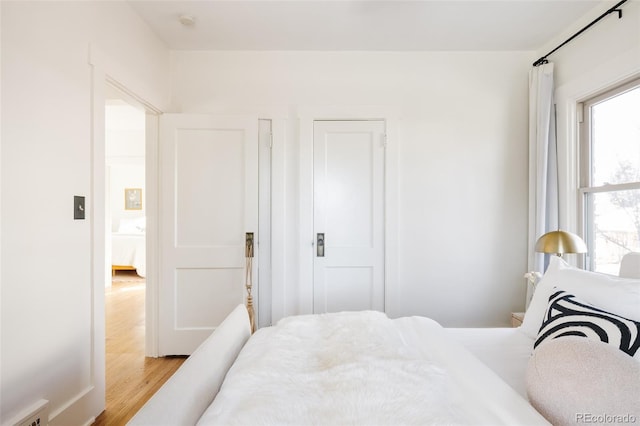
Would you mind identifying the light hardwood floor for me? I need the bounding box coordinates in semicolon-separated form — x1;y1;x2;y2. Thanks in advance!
93;272;186;426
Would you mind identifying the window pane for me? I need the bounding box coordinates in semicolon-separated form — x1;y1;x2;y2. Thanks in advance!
589;189;640;274
591;86;640;186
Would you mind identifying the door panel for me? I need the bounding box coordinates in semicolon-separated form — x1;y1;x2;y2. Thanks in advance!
175;129;245;247
326;133;374;247
174;268;243;328
313;120;385;314
324;266;374;312
159;114;258;355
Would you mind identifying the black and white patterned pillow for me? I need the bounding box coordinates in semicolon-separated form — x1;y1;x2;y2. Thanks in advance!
534;290;640;358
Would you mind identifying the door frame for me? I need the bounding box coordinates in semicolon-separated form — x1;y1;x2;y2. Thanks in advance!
297;106;400;317
258;119;273;328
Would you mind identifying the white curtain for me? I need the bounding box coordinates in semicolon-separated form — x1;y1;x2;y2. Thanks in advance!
527;62;558;306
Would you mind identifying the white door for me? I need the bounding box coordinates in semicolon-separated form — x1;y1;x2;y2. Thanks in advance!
159;114;258;355
313;120;386;313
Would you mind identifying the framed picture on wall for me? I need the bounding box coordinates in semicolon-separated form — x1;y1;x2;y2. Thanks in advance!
125;188;142;210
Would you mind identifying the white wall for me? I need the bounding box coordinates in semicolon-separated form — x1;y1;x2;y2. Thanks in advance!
171;50;533;326
538;1;640;243
0;2;169;424
106;102;146;158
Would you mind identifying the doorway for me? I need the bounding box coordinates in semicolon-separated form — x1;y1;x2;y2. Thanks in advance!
105;84;147;288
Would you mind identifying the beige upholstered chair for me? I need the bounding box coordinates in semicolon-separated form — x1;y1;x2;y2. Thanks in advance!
619;252;640;279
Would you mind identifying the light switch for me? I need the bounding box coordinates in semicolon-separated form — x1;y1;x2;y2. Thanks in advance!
74;196;85;220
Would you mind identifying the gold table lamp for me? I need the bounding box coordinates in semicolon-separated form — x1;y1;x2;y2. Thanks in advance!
535;230;587;257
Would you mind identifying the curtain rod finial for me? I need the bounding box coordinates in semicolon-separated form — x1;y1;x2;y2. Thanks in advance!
532;58;548;67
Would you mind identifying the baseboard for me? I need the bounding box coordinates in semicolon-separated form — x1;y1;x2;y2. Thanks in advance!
49;386;103;426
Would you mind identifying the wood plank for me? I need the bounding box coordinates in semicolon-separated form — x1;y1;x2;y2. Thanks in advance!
93;274;186;426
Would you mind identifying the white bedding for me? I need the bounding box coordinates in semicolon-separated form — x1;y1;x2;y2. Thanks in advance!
111;233;146;277
197;311;548;425
446;327;534;398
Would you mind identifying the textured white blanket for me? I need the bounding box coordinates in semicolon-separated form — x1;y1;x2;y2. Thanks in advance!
197;311;548;425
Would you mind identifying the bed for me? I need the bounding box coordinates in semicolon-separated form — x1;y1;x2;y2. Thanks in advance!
446;327;534;398
128;256;640;425
111;217;146;277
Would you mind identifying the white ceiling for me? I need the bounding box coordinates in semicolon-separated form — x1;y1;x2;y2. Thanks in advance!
126;0;605;52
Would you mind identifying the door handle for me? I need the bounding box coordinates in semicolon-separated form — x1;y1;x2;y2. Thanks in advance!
317;233;325;257
245;232;254;258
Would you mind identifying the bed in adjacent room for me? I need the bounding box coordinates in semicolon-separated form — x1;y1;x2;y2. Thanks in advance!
111;217;146;277
128;256;640;425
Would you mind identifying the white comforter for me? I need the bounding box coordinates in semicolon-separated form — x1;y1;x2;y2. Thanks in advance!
197;311;548;425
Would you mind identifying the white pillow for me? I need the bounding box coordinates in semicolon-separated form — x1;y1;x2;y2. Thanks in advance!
520;256;640;339
118;217;146;234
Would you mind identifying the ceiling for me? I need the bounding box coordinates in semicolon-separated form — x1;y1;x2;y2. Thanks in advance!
126;0;605;51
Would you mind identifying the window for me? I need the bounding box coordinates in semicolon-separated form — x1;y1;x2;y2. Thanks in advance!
580;78;640;274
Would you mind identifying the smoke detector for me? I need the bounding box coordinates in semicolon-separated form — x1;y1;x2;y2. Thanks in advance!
179;15;196;27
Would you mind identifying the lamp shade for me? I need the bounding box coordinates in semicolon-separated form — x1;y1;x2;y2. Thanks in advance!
535;230;587;255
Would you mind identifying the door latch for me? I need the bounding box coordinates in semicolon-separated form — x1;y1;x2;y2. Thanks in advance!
245;232;254;258
317;233;325;257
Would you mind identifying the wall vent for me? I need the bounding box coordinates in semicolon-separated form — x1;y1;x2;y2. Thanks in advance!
8;399;49;426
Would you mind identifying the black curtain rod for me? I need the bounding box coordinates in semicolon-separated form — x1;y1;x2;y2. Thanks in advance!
533;0;628;67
